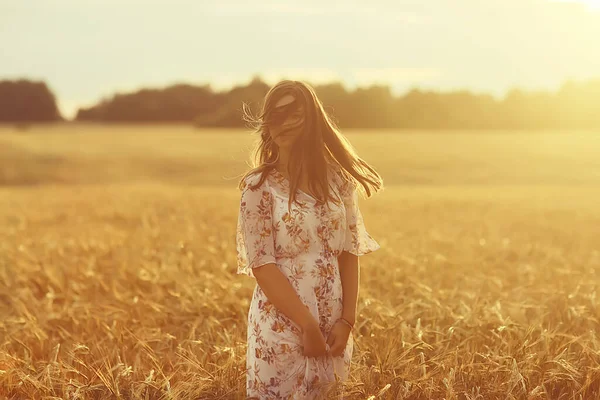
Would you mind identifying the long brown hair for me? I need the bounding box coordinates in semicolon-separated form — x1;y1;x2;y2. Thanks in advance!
238;80;383;211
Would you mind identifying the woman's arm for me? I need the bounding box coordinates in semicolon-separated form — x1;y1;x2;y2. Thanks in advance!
253;263;316;331
339;251;359;325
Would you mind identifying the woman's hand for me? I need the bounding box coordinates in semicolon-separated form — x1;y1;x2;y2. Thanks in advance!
326;320;352;357
301;319;328;357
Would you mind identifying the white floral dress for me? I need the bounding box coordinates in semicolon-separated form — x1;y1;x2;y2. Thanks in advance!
236;163;380;400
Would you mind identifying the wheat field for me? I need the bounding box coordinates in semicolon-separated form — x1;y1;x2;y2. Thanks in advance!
1;124;600;399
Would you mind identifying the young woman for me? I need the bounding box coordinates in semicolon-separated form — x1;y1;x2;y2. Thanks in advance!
236;80;383;399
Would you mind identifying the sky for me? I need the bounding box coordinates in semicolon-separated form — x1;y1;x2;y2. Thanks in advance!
2;0;600;119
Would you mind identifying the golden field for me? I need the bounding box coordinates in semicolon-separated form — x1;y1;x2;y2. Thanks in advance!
1;124;600;399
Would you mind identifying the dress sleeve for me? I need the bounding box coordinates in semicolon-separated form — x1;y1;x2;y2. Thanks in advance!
340;177;381;256
236;176;277;277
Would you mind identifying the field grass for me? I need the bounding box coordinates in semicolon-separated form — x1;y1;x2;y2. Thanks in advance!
1;124;600;399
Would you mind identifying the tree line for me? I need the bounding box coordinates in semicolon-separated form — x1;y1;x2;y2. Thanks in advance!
1;76;599;130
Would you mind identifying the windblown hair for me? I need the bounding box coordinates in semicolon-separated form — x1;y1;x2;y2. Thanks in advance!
238;80;383;211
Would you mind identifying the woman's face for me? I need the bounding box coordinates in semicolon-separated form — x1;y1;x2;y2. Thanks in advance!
268;94;304;148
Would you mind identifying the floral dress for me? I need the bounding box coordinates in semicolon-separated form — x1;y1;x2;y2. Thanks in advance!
235;163;380;400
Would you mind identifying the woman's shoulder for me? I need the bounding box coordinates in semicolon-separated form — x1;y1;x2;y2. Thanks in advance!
328;163;355;195
240;169;271;193
327;162;343;183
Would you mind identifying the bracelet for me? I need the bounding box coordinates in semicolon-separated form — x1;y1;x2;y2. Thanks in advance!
338;317;354;330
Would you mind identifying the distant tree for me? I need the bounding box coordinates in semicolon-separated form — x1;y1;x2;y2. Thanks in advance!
76;83;217;122
555;79;600;130
0;79;62;122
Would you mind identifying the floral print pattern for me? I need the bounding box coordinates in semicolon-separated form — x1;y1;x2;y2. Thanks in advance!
236;163;380;399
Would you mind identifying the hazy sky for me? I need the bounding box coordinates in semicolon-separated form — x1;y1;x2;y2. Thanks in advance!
2;0;599;119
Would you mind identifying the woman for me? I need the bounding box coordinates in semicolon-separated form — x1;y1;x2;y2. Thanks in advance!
236;80;383;399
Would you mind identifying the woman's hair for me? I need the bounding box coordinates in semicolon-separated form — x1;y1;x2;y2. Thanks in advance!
238;79;383;211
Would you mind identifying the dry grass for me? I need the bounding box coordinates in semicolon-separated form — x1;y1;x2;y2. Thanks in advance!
1;124;600;399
